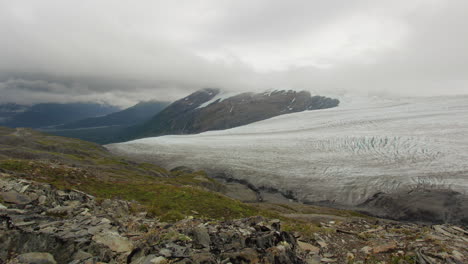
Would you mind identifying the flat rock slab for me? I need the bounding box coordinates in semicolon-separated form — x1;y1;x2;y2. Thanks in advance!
93;232;133;253
1;191;32;205
17;252;57;264
297;241;320;254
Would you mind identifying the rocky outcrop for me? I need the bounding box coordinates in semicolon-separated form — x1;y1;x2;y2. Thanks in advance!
0;175;306;264
128;89;339;139
1;172;468;264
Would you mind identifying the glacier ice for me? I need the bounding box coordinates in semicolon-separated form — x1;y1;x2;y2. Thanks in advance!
107;95;468;205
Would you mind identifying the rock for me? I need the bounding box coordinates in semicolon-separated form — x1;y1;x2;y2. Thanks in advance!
298;241;320;254
162;243;191;258
452;250;464;262
150;256;168;264
434;225;456;238
46;206;74;216
360;246;373;255
372;241;397;254
0;203;6;209
131;255;168;264
221;248;259;263
19;185;29;193
38;195;47;205
265;219;281;231
92;232;133;253
317;241;328;248
191;226;211;249
306;255;321;264
17;252;57;264
1;191;32;205
158;249;172;258
56;190;67;197
320;257;337;263
451;226;468;235
28;193;39;201
191;253;216;264
72;250;93;261
0;177;306;264
253;232;279;248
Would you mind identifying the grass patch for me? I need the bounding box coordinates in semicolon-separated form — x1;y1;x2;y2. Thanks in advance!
282;221;335;240
0;159;258;221
390;255;417;264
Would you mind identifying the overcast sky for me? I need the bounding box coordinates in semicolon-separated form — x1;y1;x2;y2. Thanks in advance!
0;0;467;107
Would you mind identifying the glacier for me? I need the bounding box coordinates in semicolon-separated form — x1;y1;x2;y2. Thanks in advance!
107;95;468;206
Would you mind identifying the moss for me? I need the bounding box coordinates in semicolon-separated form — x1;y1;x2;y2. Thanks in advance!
282;221;334;240
81;180;258;221
159;210;186;222
158;230;193;243
0;159;33;171
390;255;417;264
138;224;149;233
45;210;68;218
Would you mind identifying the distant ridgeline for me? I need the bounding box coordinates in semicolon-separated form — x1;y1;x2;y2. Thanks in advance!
0;102;119;129
123;88;339;141
0;89;339;144
0;101;170;144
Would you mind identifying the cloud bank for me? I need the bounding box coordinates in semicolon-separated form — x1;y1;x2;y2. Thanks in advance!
0;0;467;106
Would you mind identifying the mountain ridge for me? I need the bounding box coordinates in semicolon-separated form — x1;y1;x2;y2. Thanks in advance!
127;88;339;140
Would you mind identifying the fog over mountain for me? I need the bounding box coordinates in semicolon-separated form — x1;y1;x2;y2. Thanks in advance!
0;0;467;107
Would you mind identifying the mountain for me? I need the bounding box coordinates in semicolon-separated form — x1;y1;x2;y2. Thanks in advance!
0;103;29;123
108;95;468;224
43;100;170;144
2;102;119;128
55;100;170;129
128;88;339;139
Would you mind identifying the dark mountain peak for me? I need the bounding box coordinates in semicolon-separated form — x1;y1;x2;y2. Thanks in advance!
175;88;221;110
131;89;339;139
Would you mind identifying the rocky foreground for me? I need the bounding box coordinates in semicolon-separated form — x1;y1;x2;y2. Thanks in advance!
1;175;467;264
0;175;303;264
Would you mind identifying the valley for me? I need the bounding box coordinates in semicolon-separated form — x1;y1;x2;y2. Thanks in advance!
108;95;468;224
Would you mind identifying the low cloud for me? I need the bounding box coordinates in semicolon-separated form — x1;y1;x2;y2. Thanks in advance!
0;0;466;107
